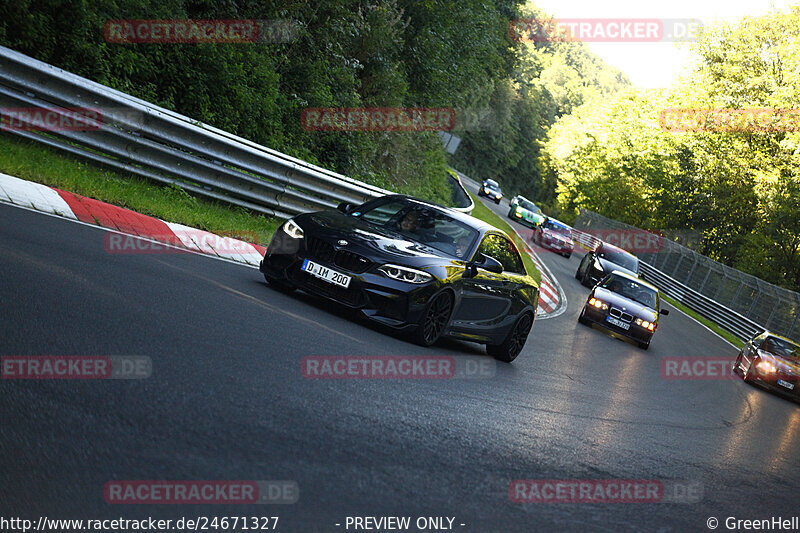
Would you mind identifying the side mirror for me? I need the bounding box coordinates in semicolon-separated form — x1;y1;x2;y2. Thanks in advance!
473;253;503;274
660;309;670;316
465;253;502;277
337;202;355;214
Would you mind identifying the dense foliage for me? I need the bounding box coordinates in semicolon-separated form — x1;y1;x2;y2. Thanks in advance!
543;7;800;290
0;0;525;205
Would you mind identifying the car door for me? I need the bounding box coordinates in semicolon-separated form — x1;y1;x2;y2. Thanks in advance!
453;233;524;327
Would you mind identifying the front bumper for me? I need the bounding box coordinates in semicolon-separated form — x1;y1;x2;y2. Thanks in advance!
260;232;440;329
582;304;654;343
748;370;800;400
541;236;573;254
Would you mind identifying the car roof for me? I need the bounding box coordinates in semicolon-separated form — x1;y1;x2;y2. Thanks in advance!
599;241;637;258
382;194;500;235
545;218;569;229
607;269;658;291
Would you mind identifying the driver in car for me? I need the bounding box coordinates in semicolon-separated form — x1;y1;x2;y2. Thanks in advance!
454;235;472;258
398;210;419;233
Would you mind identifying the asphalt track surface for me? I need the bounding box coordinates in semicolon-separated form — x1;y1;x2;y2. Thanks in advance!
1;198;799;533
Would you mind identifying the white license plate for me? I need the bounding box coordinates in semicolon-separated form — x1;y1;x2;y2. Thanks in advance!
777;379;795;390
606;316;630;330
301;259;351;288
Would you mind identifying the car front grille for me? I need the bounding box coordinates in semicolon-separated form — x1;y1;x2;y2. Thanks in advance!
609;308;634;323
306;235;335;263
306;236;371;273
334;250;371;273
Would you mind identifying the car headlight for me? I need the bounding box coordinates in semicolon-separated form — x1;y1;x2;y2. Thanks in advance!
378;264;433;284
756;360;777;374
588;297;608;310
635;318;655;331
282;219;304;239
515;211;522;218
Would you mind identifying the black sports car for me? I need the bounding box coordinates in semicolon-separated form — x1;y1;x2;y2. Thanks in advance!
734;331;800;401
575;242;639;287
260;195;540;362
533;217;574;258
578;271;668;349
478;179;503;204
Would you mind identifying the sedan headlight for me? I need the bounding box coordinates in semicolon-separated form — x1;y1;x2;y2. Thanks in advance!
282;219;304;239
756;360;777;374
635;318;655;331
378;264;433;284
588;297;608;310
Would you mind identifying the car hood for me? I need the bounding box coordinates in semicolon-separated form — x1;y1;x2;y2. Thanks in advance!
592;287;657;321
597;257;638;277
760;352;800;378
542;229;572;244
296;210;452;267
517;208;543;221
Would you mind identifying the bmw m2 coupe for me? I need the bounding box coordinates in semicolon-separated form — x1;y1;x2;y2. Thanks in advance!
260;195;540;362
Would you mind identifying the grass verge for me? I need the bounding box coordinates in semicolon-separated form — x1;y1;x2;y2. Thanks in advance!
467;191;542;286
662;294;744;348
0;132;282;244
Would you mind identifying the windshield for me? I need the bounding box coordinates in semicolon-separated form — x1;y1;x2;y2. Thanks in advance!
544;220;570;235
485;181;501;191
601;275;658;309
355;198;479;260
762;337;800;359
599;247;638;271
518;199;538;212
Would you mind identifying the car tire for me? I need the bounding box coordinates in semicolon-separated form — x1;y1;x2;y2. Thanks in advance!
412;291;454;347
264;274;295;293
487;312;533;363
578;308;590;326
495;198;501;204
565;253;572;259
575;264;583;280
638;340;650;350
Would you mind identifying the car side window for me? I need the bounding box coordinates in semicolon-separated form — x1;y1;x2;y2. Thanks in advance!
478;234;525;274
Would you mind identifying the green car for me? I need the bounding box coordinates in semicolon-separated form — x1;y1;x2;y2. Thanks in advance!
508;196;545;228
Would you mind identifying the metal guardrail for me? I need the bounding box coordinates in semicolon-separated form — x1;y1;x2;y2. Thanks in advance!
0;46;472;219
571;209;799;343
